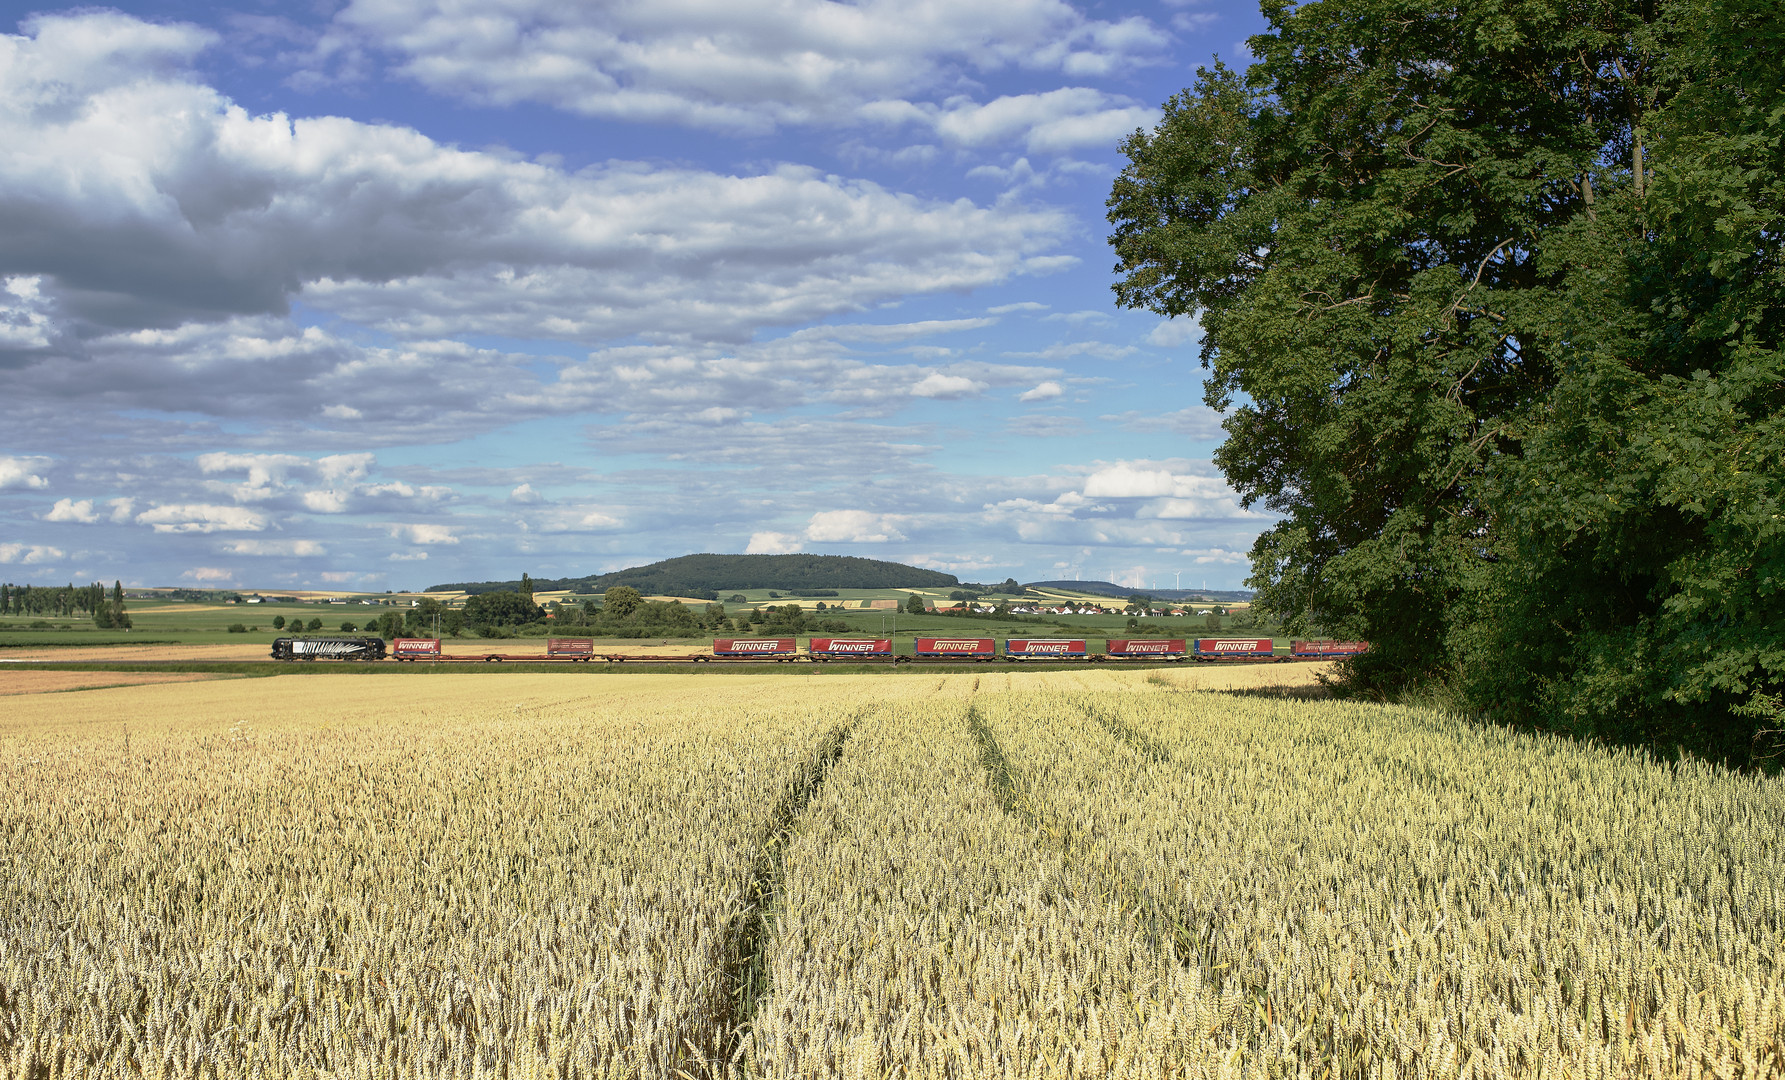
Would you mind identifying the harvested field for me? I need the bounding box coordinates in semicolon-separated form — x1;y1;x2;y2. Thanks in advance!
0;671;224;696
0;642;277;663
4;669;1775;1077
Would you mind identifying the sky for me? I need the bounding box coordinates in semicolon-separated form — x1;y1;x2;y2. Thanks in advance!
0;0;1276;594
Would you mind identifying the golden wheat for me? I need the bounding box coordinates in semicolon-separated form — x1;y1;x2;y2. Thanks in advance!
970;688;1785;1077
0;675;865;1078
0;670;1779;1078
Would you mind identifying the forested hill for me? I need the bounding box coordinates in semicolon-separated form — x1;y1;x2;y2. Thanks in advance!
428;554;959;597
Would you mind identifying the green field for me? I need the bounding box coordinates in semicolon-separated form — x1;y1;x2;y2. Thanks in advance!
0;589;1255;650
0;598;402;645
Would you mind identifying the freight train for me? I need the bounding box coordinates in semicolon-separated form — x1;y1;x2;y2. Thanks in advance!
270;635;1366;663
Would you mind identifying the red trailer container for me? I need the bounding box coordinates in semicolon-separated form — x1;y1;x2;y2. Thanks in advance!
1290;640;1370;658
392;637;442;660
1003;638;1087;659
1105;638;1188;659
914;637;997;659
547;637;596;660
1193;638;1276;659
712;638;800;659
808;637;895;660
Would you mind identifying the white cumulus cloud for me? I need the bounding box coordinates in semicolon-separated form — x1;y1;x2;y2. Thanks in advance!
805;510;905;544
327;0;1166;135
934;88;1153;152
0;13;1071;346
1082;463;1179;498
136;504;269;533
0;543;64;564
911;372;985;399
218;539;327;556
44;498;99;523
1146;318;1202;348
388;523;459;545
181;567;235;582
746;530;804;555
0;456;50;490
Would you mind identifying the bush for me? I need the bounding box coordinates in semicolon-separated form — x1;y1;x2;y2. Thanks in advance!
306;618;323;631
340;621;358;632
272;615;285;630
227;623;247;633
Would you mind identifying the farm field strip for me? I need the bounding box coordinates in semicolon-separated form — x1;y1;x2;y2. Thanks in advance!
746;683;1214;1077
974;691;1785;1076
0;676;875;1078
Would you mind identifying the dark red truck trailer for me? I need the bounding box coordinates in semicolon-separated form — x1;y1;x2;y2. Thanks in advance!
710;638;800;660
1105;638;1189;660
913;637;998;660
1003;638;1088;660
807;637;897;660
1290;640;1370;658
391;637;442;660
1192;638;1277;660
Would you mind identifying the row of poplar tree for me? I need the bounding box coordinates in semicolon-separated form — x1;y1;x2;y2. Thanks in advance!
0;582;131;628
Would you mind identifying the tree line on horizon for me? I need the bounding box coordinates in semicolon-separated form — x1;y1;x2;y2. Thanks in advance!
1;582;130;628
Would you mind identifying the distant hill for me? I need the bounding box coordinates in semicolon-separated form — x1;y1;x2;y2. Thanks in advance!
1025;580;1254;603
429;553;959;598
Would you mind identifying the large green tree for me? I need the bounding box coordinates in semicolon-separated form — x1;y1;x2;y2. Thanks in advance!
601;586;643;620
1109;0;1782;760
462;591;543;630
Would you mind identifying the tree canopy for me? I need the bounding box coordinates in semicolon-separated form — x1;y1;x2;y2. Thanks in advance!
1109;0;1783;762
462;591;543;629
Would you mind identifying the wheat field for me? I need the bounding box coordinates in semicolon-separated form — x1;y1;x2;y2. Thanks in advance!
0;670;1780;1077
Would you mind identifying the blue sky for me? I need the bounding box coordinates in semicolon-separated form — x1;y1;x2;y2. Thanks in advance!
0;0;1275;592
